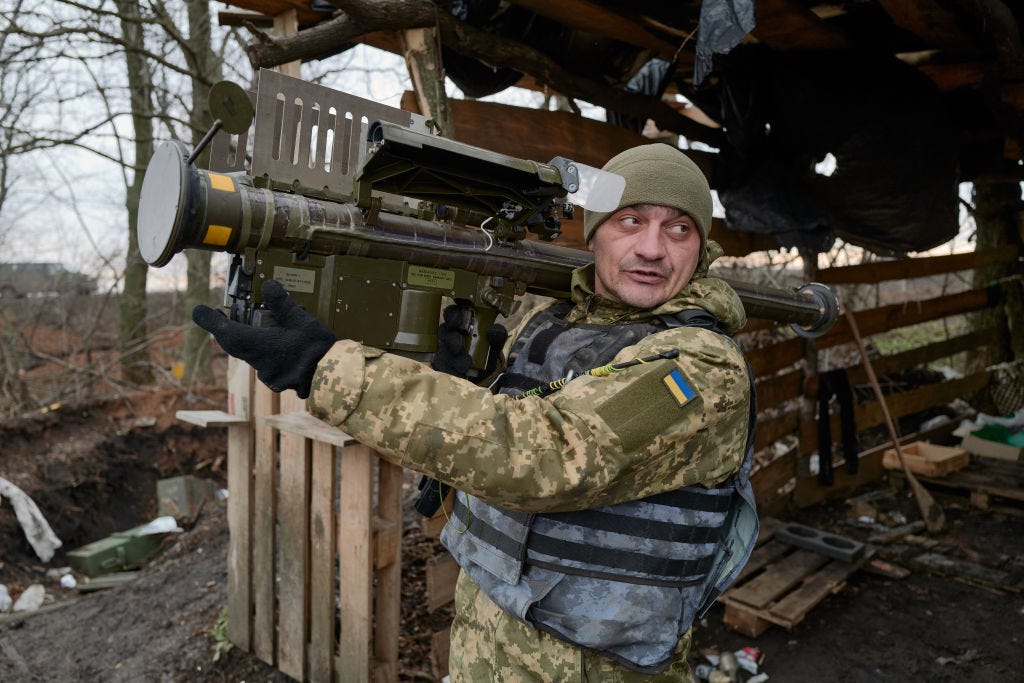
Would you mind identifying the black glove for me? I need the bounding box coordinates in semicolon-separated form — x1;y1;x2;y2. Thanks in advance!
431;303;474;378
192;280;336;399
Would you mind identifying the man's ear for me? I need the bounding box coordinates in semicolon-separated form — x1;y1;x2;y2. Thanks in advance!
587;237;595;252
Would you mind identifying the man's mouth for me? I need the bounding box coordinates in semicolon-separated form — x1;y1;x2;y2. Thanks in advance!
624;268;667;284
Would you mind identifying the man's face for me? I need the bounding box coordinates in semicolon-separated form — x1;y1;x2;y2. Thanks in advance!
588;204;702;309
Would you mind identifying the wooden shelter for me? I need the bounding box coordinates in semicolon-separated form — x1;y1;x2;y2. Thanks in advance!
216;0;1024;252
187;1;1023;681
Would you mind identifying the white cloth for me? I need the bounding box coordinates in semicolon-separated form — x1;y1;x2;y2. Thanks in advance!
0;477;62;562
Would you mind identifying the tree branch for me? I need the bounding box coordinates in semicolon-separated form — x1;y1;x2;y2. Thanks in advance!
245;0;722;145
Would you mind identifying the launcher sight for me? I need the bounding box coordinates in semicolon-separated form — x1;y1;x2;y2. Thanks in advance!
138;71;838;377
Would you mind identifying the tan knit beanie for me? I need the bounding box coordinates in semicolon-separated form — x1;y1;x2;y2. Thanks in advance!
583;143;713;247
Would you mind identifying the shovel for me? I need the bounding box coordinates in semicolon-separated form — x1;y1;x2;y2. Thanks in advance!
844;308;946;533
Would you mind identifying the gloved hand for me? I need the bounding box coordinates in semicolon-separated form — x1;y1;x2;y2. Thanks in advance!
192;280;336;399
431;303;474;378
431;303;508;381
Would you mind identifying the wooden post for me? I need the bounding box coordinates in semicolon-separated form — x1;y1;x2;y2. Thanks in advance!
338;442;374;682
226;358;254;651
274;9;302;79
251;382;279;663
798;249;819;479
401;27;454;137
972;183;1024;365
373;460;403;681
277;392;310;680
308;439;337;683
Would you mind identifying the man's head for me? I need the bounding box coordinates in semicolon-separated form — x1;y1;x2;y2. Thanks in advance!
584;144;713;309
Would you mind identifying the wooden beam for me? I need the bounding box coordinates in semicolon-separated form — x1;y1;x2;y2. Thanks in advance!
755;371;803;413
755;325;998;418
756;410;801;453
815;247;1020;284
506;0;679;58
244;0;723;145
751;447;797;517
218;9;274;29
819;288;996;349
663;97;722;129
870;328;998;381
430;95;714;175
913;59;991;91
752;0;850;51
876;0;977;52
741;286;999;377
221;0;326;28
745;336;805;377
362;31;553;97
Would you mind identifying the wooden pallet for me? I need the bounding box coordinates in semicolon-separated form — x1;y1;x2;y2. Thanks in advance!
719;518;867;637
179;359;404;683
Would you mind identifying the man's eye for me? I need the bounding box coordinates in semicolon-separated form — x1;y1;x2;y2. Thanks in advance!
618;216;641;226
666;224;689;236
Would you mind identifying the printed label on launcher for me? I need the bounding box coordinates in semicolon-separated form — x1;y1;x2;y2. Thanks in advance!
407;265;455;290
272;266;316;294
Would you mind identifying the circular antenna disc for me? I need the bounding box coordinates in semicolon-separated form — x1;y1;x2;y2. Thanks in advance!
209;81;254;134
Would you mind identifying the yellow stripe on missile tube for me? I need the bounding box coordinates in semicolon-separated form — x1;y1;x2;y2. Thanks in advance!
203;224;232;246
208;173;235;192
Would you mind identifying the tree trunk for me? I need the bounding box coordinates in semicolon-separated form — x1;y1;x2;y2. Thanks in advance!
115;0;154;385
180;0;223;386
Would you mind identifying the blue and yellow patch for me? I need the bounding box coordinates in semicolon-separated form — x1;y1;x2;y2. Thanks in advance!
662;369;696;408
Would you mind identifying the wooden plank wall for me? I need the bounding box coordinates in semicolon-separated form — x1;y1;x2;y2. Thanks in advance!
746;246;1015;515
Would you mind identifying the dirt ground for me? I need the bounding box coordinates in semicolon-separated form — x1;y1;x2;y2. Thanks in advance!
1;388;1022;682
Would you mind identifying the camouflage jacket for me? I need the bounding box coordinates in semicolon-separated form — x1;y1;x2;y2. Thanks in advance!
308;264;750;514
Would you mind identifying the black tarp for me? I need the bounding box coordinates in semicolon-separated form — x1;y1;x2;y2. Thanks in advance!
694;46;960;255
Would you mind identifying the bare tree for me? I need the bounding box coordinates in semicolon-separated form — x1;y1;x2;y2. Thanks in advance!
108;0;157;385
180;0;223;385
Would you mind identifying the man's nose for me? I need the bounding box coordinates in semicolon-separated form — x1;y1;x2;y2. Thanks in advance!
634;223;667;260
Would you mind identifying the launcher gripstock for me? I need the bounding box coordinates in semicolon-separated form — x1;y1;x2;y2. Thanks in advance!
138;71;839;378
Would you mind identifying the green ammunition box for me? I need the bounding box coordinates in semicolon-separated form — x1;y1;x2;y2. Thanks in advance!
157;475;218;522
66;525;169;577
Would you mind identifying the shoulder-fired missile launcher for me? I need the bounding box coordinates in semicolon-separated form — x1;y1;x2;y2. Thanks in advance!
138;70;838;377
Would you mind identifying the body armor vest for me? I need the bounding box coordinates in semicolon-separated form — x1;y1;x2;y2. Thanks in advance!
441;303;758;674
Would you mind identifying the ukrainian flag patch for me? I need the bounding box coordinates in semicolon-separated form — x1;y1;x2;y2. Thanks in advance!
662;369;696;408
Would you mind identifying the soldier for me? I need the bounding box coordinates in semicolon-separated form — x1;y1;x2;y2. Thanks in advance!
194;143;758;680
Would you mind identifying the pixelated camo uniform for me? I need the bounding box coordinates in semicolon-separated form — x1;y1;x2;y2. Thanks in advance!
308;266;751;680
